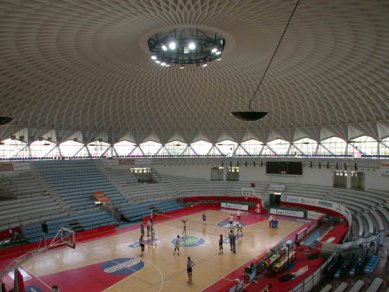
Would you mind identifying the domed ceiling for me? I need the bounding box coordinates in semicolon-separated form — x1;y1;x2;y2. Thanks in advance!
0;0;388;144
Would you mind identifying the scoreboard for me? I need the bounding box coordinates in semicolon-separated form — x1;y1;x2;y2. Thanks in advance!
266;161;303;175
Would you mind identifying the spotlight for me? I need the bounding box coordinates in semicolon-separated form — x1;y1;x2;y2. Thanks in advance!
215;51;221;55
151;56;157;60
180;65;185;69
161;45;167;51
217;58;222;61
168;41;176;50
211;48;217;53
201;63;208;67
155;60;161;64
188;42;196;50
161;62;166;66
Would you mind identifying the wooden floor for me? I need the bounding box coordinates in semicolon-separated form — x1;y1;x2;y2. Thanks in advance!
22;210;304;291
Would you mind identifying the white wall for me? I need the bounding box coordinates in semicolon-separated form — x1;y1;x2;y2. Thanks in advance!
152;163;389;191
153;164;212;180
364;169;389;190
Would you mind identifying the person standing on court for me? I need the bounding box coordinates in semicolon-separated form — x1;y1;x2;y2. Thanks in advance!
202;213;206;224
229;229;234;251
268;215;273;228
218;234;224;255
140;222;145;237
187;256;195;284
147;219;152;237
139;235;145;255
237;222;243;236
151;227;156;247
237;210;241;222
229;213;234;227
173;235;180;255
231;232;237;253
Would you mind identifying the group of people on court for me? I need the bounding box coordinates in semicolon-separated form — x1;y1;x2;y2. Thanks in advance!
139;219;156;255
137;211;246;284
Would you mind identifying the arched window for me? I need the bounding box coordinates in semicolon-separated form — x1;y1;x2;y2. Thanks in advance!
241;139;264;156
87;140;111;157
292;138;318;156
59;140;85;157
164;141;187;156
349;136;378;155
30;139;56;158
380;137;389;156
114;140;136;156
216;140;238;157
320;137;347;155
190;140;212;155
0;138;27;159
267;139;290;155
140;141;162;156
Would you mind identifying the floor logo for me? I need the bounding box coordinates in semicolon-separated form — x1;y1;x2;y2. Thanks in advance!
217;219;246;228
26;286;43;292
171;236;205;247
129;238;158;248
101;258;144;275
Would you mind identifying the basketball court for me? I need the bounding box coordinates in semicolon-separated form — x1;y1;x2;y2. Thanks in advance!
2;208;309;291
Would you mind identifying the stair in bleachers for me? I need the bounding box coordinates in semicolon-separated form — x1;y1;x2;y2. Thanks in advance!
67;220;84;232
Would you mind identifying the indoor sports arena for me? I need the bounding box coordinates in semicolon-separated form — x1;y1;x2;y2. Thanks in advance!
0;1;388;291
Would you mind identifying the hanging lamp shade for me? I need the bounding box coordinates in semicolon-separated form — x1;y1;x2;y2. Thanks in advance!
0;117;14;125
231;111;268;121
231;0;301;122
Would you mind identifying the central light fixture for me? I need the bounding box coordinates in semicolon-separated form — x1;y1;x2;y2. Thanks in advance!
231;0;301;122
148;28;225;68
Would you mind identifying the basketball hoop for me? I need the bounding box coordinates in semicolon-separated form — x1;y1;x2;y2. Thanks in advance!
49;227;76;249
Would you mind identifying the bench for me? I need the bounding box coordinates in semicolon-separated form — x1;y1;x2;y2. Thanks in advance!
362;213;374;234
334;281;348;292
370;209;384;231
366;277;383;292
320;284;332;292
355;215;364;237
349;279;365;292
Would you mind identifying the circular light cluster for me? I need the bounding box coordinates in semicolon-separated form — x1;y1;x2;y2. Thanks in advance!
148;28;225;68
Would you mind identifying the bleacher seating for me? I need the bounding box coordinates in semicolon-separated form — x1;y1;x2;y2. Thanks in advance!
320;284;332;292
349;280;365;292
362;213;375;235
333;282;348;292
0;171;68;231
25;160;125;240
364;255;379;273
366;277;383;292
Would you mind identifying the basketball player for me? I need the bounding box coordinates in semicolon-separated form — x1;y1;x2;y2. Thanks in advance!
237;210;241;222
218;234;223;255
229;213;234;227
140;223;145;237
173;235;180;255
139;235;145;255
236;222;243;236
268;215;273;228
151;227;156;247
147;219;152;237
229;229;234;251
182;218;188;238
187;256;195;284
202;213;206;224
